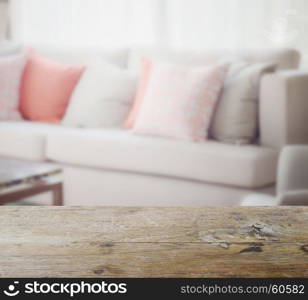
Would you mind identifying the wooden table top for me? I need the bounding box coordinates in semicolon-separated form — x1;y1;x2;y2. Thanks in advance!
0;158;62;189
0;206;307;278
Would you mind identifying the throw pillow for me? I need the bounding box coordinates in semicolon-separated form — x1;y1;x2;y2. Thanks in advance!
210;62;276;144
133;59;228;142
0;52;27;121
124;58;151;128
62;58;137;128
20;50;85;123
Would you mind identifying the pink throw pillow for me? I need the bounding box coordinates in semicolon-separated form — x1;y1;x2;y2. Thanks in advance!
124;58;151;128
133;60;228;142
0;52;27;121
20;50;85;123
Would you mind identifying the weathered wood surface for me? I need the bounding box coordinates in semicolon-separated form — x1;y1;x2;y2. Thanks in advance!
0;206;307;278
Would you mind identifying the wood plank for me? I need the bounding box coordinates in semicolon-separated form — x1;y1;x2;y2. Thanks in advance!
0;207;307;277
0;207;307;243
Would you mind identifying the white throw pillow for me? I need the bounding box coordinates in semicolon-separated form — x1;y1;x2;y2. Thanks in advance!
210;61;276;144
62;58;137;128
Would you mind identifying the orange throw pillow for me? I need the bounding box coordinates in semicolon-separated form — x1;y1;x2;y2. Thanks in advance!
20;50;84;123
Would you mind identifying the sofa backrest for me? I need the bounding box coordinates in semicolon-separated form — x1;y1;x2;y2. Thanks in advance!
31;44;128;68
0;41;22;56
29;45;300;72
128;47;300;71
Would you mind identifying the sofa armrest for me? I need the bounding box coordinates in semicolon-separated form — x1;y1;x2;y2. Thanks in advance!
277;190;308;205
260;70;308;149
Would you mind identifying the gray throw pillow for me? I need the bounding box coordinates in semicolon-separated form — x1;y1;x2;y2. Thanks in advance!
210;61;276;144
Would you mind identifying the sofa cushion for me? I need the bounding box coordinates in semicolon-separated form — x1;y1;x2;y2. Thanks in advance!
62;59;137;128
20;50;85;123
128;47;300;71
210;61;276;144
132;59;228;141
0;121;74;161
0;52;27;121
47;129;278;188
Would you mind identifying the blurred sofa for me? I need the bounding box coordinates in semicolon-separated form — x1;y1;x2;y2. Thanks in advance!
0;45;307;206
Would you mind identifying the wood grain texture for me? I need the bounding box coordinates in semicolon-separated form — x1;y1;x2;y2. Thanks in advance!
0;206;307;278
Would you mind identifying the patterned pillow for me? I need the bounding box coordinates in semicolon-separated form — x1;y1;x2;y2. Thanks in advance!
133;59;228;142
0;52;27;121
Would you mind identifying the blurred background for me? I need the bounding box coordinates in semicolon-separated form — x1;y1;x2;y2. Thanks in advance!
0;0;306;67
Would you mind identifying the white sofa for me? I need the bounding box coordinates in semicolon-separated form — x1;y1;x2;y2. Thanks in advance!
1;46;308;206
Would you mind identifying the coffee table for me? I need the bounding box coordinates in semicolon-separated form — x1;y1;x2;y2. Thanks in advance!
0;158;63;206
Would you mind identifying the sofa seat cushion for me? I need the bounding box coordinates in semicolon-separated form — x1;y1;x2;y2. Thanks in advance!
0;121;76;161
47;129;278;188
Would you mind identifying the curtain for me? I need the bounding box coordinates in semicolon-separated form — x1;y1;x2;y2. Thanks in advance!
0;0;8;40
9;0;163;47
165;0;308;54
9;0;308;63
